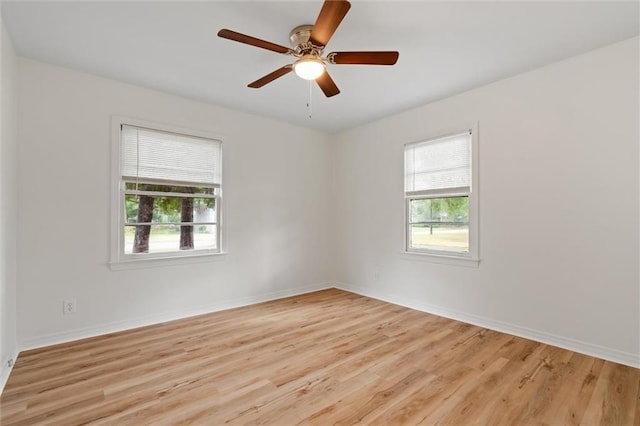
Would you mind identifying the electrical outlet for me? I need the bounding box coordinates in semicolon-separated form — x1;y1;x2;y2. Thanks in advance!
7;358;13;368
63;299;77;315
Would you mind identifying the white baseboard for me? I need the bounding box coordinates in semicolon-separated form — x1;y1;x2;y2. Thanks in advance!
335;283;640;369
0;350;19;395
18;282;639;369
21;283;333;351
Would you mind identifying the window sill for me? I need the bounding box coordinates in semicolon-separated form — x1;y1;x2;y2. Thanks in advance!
109;251;228;271
400;251;480;268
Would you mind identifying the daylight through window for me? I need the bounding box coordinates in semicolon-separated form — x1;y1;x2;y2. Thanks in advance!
119;124;222;258
404;130;473;256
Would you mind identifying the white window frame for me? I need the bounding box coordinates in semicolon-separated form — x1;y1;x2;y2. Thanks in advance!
403;123;479;267
110;116;225;270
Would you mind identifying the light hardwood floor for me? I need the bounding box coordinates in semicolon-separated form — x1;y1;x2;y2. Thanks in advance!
1;289;638;425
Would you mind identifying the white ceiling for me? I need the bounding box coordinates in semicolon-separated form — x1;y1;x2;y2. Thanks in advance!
2;1;638;133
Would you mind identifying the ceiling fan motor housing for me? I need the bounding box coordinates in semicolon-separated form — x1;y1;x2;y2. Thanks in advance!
289;25;316;52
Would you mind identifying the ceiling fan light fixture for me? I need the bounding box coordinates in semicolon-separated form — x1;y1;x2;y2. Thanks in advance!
293;55;325;80
218;0;398;97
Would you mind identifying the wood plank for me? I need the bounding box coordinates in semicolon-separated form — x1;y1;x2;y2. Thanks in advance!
582;361;640;425
1;288;638;425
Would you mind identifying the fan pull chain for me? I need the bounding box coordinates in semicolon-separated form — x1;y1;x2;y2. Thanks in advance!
307;80;313;119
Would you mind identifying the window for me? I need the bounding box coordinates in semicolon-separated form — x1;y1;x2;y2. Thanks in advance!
111;119;222;266
404;128;478;260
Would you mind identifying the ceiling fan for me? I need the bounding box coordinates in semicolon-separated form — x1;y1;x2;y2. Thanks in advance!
217;0;399;98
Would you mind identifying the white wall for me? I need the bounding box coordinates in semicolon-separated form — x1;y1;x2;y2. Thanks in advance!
332;37;639;366
0;17;19;391
17;59;333;348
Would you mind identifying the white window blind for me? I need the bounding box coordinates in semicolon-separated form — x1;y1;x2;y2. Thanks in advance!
404;131;471;196
121;125;221;186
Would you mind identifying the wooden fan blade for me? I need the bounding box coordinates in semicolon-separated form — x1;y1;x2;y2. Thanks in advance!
309;0;351;48
248;66;293;88
218;29;291;54
316;71;340;97
328;51;399;65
